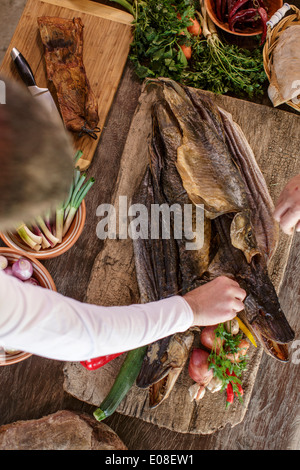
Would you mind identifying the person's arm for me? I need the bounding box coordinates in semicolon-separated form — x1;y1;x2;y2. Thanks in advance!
0;272;245;362
274;174;300;235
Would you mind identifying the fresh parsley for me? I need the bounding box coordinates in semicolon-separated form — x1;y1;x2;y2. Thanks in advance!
110;0;267;98
208;323;248;393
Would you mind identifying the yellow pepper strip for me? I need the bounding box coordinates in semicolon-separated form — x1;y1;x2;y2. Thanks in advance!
235;317;258;348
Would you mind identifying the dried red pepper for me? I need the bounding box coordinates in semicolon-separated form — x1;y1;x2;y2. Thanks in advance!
257;6;268;44
228;0;251;20
80;352;124;371
221;0;228;20
229;8;258;31
216;0;223;21
227;0;238;14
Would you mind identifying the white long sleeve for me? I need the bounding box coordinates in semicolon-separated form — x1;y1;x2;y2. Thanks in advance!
0;271;194;362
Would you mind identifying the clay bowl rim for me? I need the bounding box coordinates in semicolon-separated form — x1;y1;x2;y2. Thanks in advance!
0;247;57;366
0;200;86;260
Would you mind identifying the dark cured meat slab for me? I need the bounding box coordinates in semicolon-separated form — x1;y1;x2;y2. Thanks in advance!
37;16;100;138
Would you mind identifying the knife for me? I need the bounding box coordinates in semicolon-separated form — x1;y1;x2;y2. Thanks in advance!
10;47;61;122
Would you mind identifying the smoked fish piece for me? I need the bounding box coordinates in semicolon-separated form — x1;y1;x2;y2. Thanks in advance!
134;103;212;408
37;16;100;138
208;213;294;361
132;165;195;408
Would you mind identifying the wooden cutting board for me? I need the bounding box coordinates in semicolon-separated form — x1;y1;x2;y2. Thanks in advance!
63;83;300;434
0;0;133;171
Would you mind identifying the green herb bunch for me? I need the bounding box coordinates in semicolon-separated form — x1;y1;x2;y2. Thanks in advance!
181;37;267;97
130;0;197;80
110;0;267;98
208;323;248;402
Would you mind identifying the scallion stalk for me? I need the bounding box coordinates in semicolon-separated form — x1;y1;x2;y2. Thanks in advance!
15;151;95;248
17;224;41;251
55;207;65;243
74;178;95;208
23;225;43;245
55;168;78;242
74;150;83;164
63;177;95;236
41;234;51;249
32;224;51;249
35;216;59;247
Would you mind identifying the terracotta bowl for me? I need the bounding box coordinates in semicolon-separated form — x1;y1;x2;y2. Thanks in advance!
0;200;86;259
205;0;283;36
0;248;56;366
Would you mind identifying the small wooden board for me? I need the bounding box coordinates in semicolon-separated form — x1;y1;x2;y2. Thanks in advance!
63;83;300;434
0;0;133;170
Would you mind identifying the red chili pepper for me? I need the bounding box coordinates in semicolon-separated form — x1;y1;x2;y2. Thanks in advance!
221;0;228;20
228;0;251;19
226;369;244;398
226;382;234;405
216;0;223;21
227;0;238;14
257;6;268;45
229;8;258;31
80;352;124;371
235;383;244;397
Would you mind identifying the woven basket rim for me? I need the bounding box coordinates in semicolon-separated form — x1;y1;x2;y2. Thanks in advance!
263;4;300;111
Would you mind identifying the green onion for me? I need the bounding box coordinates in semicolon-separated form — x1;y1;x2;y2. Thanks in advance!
35;216;59;247
74;150;83;164
56;171;76;238
14;151;95;249
40;234;51;249
55;206;65;243
16;224;42;251
24;225;42;245
62;177;95;236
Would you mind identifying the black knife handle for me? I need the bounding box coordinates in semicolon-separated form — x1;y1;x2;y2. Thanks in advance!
13;50;36;87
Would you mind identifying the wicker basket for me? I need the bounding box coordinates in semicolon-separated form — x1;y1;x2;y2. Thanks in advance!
263;3;300;112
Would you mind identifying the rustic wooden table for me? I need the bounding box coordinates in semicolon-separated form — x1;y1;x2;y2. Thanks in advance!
0;0;299;451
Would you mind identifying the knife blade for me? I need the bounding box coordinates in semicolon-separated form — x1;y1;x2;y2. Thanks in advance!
10;47;62;123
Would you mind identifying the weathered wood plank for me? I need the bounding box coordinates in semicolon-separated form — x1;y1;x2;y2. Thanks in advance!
63;83;300;435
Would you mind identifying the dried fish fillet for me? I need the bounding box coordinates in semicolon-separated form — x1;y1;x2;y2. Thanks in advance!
268;25;300;107
217;107;279;260
133;80;295;410
159;79;249;218
155;78;260;264
37;16;100;138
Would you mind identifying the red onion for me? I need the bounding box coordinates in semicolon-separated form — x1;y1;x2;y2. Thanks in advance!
188;348;214;401
188;349;214;384
0;255;8;270
12;258;33;281
200;325;224;353
4;266;13;276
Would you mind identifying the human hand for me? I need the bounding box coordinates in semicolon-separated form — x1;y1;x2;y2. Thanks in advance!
273;174;300;235
183;276;247;327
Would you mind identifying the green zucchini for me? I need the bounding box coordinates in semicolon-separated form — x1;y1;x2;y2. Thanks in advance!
93;346;147;421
